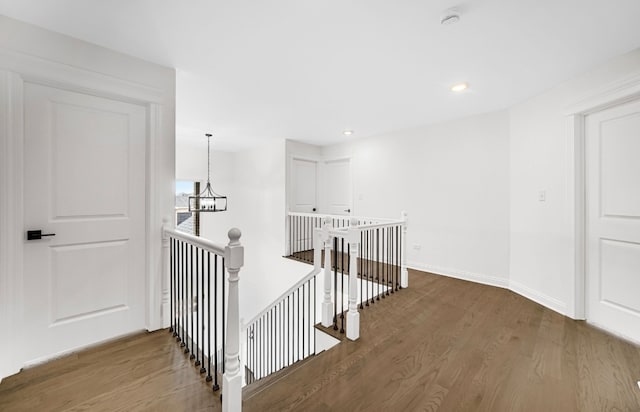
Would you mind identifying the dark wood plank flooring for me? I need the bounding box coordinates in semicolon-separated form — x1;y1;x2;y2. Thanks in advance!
244;270;640;411
2;270;639;411
0;330;219;412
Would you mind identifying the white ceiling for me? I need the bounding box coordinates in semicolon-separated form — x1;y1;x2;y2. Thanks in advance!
1;0;640;151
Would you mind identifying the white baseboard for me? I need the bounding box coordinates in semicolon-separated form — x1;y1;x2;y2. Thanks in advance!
407;262;571;317
407;262;509;289
22;329;146;369
508;280;567;316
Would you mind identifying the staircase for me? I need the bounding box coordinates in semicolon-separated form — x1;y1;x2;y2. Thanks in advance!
163;212;408;411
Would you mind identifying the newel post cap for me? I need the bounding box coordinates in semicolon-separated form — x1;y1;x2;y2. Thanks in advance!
226;228;244;270
228;228;242;246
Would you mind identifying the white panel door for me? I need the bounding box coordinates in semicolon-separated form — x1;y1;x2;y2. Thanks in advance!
324;158;352;215
291;158;317;213
585;98;640;343
22;83;147;363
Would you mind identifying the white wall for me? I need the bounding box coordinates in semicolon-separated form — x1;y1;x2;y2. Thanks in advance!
191;139;312;321
509;48;640;317
321;111;511;287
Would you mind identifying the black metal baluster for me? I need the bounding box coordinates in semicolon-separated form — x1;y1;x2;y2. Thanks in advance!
182;241;187;347
258;317;262;380
393;225;397;291
173;239;177;336
279;302;282;371
200;249;206;373
287;295;290;365
370;230;375;305
333;236;338;330
341;239;345;334
360;232;364;310
386;227;391;296
170;238;174;334
299;287;303;359
391;226;395;293
382;228;386;299
271;307;274;375
313;275;316;354
366;230;370;307
213;255;219;390
377;228;380;301
222;258;226;374
206;252;213;384
246;325;250;384
187;244;193;356
195;248;200;366
399;224;403;290
307;280;311;357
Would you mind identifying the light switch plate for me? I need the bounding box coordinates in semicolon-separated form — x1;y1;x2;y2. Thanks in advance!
538;190;546;202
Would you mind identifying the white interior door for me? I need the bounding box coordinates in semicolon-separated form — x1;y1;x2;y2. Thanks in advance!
585;98;640;343
22;83;147;363
291;158;318;213
323;158;352;215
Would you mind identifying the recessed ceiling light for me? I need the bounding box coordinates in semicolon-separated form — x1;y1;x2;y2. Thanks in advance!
451;82;468;92
343;129;354;136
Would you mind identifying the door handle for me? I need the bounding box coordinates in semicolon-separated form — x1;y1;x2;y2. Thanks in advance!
312;208;316;212
27;230;56;240
344;209;351;213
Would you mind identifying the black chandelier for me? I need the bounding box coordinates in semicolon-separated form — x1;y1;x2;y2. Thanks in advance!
189;133;227;212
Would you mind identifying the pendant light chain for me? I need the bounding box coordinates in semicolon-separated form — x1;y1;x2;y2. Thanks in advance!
207;134;211;186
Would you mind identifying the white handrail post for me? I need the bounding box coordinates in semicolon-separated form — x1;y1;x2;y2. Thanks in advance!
161;218;170;328
346;218;361;341
401;211;409;288
321;217;334;328
284;208;291;256
239;317;246;387
223;228;244;412
313;227;322;273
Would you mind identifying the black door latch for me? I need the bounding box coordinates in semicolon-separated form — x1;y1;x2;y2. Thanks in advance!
27;230;56;240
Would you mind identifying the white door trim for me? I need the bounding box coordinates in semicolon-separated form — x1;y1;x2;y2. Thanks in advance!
0;49;171;378
566;73;640;321
0;71;25;380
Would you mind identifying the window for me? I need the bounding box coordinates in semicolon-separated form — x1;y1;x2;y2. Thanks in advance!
175;181;200;236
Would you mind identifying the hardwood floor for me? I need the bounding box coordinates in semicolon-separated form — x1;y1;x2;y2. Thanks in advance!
0;330;220;412
2;270;639;411
244;270;640;411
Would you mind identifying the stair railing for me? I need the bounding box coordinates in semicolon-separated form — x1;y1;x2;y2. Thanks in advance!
163;225;244;412
241;212;408;388
241;227;323;384
321;212;408;340
286;211;398;264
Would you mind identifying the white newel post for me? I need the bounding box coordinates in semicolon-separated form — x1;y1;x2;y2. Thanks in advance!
313;227;322;273
401;211;409;288
284;208;291;256
321;217;334;328
346;218;360;341
223;228;244;412
161;218;171;328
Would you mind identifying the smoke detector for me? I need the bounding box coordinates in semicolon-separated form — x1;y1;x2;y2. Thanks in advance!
441;8;461;25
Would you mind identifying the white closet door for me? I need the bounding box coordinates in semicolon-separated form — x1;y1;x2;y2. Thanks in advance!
585;98;640;343
22;83;147;362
